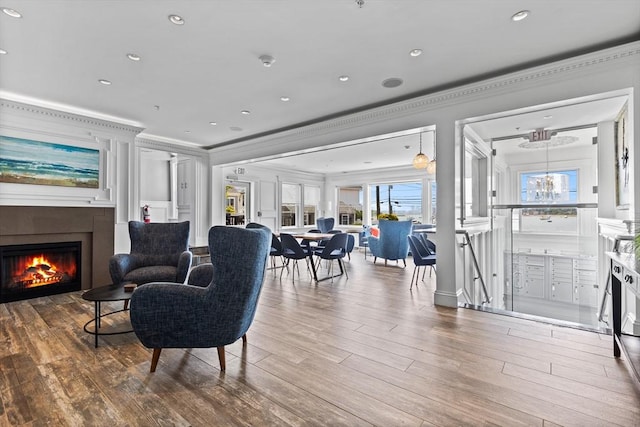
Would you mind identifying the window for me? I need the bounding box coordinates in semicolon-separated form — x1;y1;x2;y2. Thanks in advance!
304;186;320;226
281;183;300;227
369;182;423;223
430;181;437;224
520;169;577;203
518;169;578;233
338;186;363;225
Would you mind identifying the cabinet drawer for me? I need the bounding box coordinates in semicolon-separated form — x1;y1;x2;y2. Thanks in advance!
611;260;624;281
574;258;597;270
622;268;639;294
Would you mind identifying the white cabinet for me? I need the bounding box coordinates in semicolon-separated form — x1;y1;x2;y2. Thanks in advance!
177;159;193;209
550;256;573;303
506;252;598;308
573;258;598;307
511;254;545;298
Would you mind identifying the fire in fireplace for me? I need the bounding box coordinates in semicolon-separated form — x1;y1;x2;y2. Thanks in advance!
0;241;81;303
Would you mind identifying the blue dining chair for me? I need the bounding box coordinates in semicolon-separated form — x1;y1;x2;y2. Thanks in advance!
407;235;436;290
314;232;349;283
279;233;312;282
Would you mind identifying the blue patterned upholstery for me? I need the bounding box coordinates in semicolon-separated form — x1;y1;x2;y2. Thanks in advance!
130;225;271;372
109;221;192;285
186;263;214;287
316;217;335;233
367;220;412;266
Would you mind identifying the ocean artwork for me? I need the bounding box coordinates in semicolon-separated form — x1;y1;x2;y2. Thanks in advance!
0;136;99;188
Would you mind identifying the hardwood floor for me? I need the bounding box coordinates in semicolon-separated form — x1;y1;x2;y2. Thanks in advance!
2;251;639;426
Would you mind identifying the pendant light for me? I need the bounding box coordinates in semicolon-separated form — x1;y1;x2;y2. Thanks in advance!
412;132;429;169
426;131;437;175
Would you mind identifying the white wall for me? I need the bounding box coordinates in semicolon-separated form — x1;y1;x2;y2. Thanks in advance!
208;41;640;308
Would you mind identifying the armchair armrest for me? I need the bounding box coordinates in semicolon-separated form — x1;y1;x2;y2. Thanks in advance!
187;263;214;287
367;236;381;256
176;250;193;283
109;253;144;284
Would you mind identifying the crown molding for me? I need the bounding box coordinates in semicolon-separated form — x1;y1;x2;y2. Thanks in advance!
0;98;144;135
136;136;208;158
210;41;640;162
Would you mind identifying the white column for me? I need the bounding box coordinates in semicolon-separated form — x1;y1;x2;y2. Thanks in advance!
434;120;460;307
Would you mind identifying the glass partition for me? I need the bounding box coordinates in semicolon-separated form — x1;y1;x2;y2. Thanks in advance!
488;204;600;328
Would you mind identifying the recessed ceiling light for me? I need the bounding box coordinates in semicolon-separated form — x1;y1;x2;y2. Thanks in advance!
241;110;250;115
382;77;403;88
280;96;290;102
98;79;112;85
127;53;141;61
230;126;243;131
1;8;22;18
154;105;160;110
339;75;349;82
543;115;553;119
409;49;422;57
209;121;217;126
0;48;7;55
511;10;529;21
168;14;184;25
259;54;275;67
184;130;190;133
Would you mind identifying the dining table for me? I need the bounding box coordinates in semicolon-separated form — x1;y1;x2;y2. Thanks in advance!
276;232;340;282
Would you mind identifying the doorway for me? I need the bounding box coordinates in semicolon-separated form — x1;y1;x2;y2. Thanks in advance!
225;182;250;226
459;92;629;330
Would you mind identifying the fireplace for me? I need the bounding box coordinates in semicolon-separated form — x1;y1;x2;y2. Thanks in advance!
0;241;82;303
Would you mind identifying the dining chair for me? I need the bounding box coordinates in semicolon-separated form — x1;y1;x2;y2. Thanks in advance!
314;229;341;255
269;233;284;270
314;232;348;283
301;229;322;250
418;233;436;255
407;235;436;289
279;233;312;282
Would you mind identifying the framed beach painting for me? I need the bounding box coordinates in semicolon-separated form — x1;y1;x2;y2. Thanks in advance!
0;135;100;188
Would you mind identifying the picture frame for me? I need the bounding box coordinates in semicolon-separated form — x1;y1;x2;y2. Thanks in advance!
614;104;629;209
0;135;100;189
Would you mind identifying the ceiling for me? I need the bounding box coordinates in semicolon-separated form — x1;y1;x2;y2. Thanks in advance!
0;1;638;173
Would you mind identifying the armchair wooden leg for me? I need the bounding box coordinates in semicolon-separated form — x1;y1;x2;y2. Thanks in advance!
217;346;226;371
242;334;247;345
150;348;162;372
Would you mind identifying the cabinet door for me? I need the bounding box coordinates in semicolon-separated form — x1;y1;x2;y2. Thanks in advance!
551;282;573;303
177;159;193;208
550;256;573;302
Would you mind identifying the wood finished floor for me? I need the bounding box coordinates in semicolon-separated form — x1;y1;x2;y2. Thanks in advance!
2;251;640;426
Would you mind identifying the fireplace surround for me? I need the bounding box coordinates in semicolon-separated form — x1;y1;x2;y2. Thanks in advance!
0;206;114;301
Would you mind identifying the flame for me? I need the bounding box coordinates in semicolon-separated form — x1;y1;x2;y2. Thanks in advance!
27;255;58;284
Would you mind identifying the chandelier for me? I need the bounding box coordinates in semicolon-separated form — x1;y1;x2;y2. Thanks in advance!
412;132;429;169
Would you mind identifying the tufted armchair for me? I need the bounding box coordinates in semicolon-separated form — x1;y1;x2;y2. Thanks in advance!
129;225;271;372
109;221;192;286
367;219;413;266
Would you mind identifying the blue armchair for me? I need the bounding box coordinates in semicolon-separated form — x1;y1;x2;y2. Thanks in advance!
130;225;271;372
109;221;192;285
316;217;335;233
367;220;413;266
